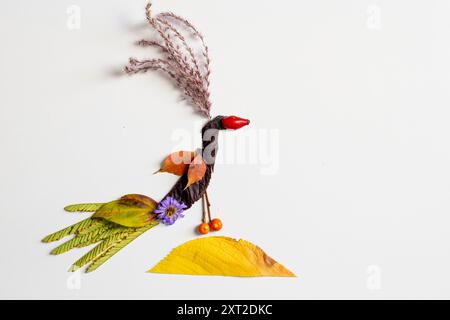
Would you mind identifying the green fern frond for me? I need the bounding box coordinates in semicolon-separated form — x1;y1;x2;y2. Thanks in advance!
85;226;129;246
42;218;96;243
86;223;157;273
76;220;109;237
50;222;116;255
70;232;130;271
64;203;104;213
85;236;131;273
53;223;131;255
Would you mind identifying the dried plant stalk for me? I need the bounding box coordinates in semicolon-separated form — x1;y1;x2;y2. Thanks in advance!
125;2;212;119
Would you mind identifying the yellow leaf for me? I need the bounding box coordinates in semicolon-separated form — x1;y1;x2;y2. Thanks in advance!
148;237;296;278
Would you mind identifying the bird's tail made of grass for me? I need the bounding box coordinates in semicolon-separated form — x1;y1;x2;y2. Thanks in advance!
42;203;157;273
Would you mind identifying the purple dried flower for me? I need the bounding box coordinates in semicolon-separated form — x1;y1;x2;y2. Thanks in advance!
154;197;187;225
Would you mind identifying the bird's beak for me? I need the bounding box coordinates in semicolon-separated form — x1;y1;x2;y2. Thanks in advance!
221;116;250;130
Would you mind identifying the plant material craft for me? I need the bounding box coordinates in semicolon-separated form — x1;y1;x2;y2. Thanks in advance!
42;2;293;277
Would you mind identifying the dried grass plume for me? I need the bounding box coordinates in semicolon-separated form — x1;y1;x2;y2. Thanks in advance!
125;2;212;119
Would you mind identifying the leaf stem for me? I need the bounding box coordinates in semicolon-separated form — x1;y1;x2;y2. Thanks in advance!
205;191;212;222
202;194;207;224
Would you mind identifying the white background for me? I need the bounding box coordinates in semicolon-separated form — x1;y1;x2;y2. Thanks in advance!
1;0;450;299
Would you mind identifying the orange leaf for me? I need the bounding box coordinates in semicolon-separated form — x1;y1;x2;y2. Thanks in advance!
156;151;196;176
185;153;207;190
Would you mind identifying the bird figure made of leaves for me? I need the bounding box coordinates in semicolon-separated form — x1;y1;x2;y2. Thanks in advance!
42;2;250;273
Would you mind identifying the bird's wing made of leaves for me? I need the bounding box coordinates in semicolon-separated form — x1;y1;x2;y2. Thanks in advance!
184;153;207;190
156;151;196;176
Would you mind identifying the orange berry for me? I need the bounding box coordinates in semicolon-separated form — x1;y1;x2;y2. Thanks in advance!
198;223;210;235
210;219;223;231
